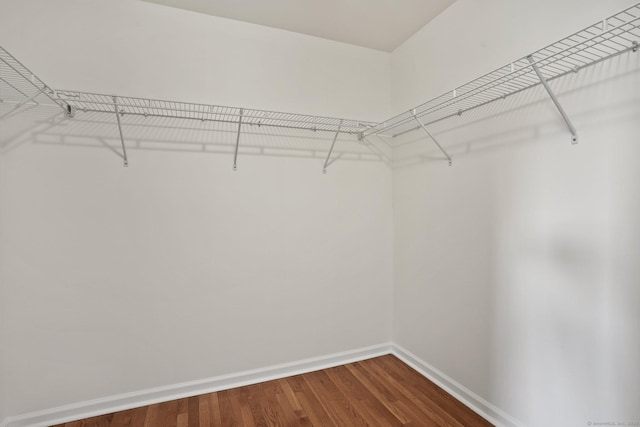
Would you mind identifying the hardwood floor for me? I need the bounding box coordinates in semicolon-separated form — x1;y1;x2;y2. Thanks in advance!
51;355;493;427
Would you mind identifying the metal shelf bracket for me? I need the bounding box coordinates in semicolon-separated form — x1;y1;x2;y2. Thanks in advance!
633;41;638;53
527;55;578;144
0;87;45;121
112;96;129;167
412;109;452;166
233;108;243;171
323;119;343;174
64;103;76;118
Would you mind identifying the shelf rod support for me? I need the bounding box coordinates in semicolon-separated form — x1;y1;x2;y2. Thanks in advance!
527;55;578;144
412;110;452;166
113;96;128;167
0;87;45;121
323;119;343;174
233;108;243;171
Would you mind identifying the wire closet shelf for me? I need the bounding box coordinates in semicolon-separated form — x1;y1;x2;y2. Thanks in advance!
0;47;374;136
1;44;376;169
0;47;70;119
54;90;375;136
1;3;639;169
364;3;640;141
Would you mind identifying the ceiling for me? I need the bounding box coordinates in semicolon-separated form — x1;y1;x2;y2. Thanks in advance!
141;0;456;52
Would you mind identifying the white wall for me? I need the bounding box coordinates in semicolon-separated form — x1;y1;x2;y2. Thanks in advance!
0;0;393;419
391;1;640;426
0;154;7;422
1;0;390;122
3;0;639;425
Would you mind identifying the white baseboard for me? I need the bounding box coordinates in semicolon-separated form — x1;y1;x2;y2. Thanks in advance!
1;343;392;427
1;342;524;427
391;344;525;427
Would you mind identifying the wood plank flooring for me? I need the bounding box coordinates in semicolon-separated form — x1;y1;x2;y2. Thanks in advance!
51;355;493;427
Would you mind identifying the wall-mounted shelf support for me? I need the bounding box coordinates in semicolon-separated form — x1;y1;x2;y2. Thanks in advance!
412;109;452;166
233;108;243;171
64;103;76;118
112;96;129;167
0;87;45;121
323;119;343;174
527;55;578;144
633;41;638;53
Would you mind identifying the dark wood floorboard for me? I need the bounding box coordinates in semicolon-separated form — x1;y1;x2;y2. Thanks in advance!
51;355;493;427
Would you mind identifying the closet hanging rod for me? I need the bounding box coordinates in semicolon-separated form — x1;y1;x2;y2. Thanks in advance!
364;2;640;139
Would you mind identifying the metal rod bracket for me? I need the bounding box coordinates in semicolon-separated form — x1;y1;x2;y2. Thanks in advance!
412;109;452;166
633;41;638;53
527;55;578;145
233;108;243;171
113;96;128;167
323;120;343;174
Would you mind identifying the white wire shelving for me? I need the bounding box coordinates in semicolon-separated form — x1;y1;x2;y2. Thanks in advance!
363;2;640;164
54;91;372;136
0;46;71;120
51;91;376;169
1;46;78;149
53;90;377;168
1;3;639;169
1;46;376;169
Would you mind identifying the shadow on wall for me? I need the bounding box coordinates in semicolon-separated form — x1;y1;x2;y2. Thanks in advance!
392;50;640;426
0;103;392;170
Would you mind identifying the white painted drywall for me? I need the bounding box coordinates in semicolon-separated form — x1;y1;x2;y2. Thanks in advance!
391;1;640;426
0;0;391;122
3;0;640;424
0;154;7;422
0;0;393;419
